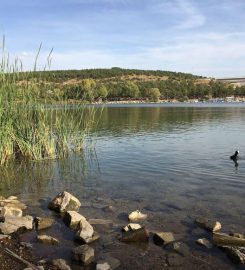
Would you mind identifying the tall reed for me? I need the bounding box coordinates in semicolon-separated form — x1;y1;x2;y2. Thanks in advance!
0;40;95;165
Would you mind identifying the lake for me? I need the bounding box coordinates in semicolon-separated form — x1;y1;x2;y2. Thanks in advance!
1;103;245;269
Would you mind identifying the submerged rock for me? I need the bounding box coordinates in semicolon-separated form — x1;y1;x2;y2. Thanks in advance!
37;235;59;245
72;244;94;265
120;227;149;242
153;232;175;245
222;246;245;264
51;258;71;270
195;217;221;232
229;232;244;239
196;238;212;249
0;215;33;234
96;262;111;270
64;211;86;229
88;219;113;226
170;242;190;256
97;254;120;270
128;210;147;222
34;217;54;230
48;191;81;213
122;223;141;232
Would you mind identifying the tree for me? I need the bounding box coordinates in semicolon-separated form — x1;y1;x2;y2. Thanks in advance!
96;84;108;100
120;81;140;98
147;88;161;102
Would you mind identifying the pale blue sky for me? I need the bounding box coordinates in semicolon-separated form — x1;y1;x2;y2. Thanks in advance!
1;0;245;77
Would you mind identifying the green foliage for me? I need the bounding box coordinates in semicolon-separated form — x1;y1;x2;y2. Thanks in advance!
147;88;161;102
96;84;108;100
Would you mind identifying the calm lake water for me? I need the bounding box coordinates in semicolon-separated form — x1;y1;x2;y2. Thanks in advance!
1;103;245;269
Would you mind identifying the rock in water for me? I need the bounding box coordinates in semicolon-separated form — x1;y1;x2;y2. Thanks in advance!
196;238;212;249
96;262;111;270
34;217;54;230
195;217;221;232
72;244;94;265
128;210;147;222
213;232;245;247
51;258;71;270
37;235;59;245
123;223;142;232
75;219;95;243
120;227;149;242
48;191;81;213
170;242;190;256
64;211;86;229
0;215;33;234
0;206;23;218
222;246;245;264
153;232;175;245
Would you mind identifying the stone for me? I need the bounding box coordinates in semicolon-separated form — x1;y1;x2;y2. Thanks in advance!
196;238;212;249
122;223;141;232
89;219;113;226
7;196;18;200
195;217;221;232
229;232;244;239
170;242;190;256
0;215;33;234
0;206;23;218
37;235;59;245
128;210;147;222
23;267;44;270
75;219;94;243
96;262;111;270
98;254;120;270
34;217;54;230
51;258;71;270
213;232;245;247
222;246;245;264
64;211;86;229
48;191;81;213
153;232;175;245
0;198;27;210
120;227;149;242
0;234;11;241
72;244;94;265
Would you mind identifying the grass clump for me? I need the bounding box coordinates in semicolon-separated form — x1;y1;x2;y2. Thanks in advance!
0;40;95;165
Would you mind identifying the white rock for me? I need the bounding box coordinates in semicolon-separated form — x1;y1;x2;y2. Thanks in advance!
72;244;94;265
128;210;147;222
64;211;86;229
123;223;141;232
0;206;23;218
76;219;94;243
0;215;33;234
37;235;59;245
196;238;212;249
51;258;71;270
96;262;111;270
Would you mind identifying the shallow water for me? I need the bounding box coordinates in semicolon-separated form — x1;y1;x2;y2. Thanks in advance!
1;103;245;269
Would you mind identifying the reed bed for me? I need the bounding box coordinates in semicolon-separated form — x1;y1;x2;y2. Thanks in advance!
0;41;96;165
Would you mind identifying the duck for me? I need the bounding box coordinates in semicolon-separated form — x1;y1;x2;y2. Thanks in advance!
230;150;239;160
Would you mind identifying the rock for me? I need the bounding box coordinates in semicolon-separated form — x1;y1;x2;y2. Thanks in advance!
0;199;27;210
20;242;33;249
96;262;111;270
48;191;81;213
0;234;11;241
213;232;245;247
229;232;244;239
64;211;86;229
122;223;141;232
170;242;190;256
88;219;113;226
34;217;54;230
51;258;71;270
37;235;59;245
128;210;147;222
153;232;175;245
196;238;212;249
72;244;94;265
0;206;23;218
98;254;120;270
120;227;149;242
75;219;94;243
222;246;245;264
0;215;33;234
195;217;221;232
7;196;18;200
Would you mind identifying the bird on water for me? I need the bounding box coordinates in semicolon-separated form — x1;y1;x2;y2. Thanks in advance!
230;150;239;160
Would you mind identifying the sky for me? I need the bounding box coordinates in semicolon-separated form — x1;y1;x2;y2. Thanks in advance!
0;0;245;77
